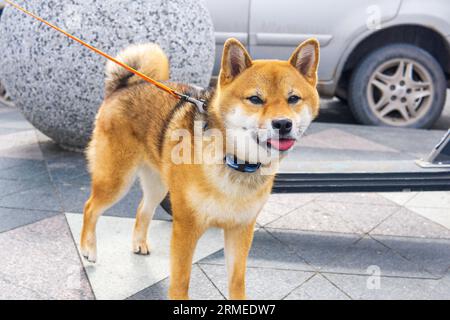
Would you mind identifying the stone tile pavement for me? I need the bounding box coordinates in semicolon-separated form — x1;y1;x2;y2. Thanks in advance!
0;104;450;300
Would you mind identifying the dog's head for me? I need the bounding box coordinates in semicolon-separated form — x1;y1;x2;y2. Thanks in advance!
213;38;320;165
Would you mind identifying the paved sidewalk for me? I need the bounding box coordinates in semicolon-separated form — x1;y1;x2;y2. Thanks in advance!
0;104;450;300
284;122;447;174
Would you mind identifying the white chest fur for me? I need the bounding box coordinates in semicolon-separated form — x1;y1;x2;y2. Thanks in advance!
188;188;266;226
186;168;270;227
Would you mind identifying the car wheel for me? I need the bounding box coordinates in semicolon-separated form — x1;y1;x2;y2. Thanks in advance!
0;81;14;108
348;44;446;128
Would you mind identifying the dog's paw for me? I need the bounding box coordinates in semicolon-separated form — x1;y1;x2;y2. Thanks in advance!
133;241;151;255
80;244;97;263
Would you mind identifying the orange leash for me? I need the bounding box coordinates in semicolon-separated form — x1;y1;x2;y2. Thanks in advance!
4;0;207;112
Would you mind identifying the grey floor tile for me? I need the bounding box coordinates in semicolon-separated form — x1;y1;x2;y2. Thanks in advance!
0;157;37;170
257;204;285;227
371;235;450;278
371;208;450;239
284;147;410;164
268;193;318;208
128;265;224;300
0;127;32;136
257;200;299;226
38;138;83;160
0;174;52;198
0;183;62;212
378;192;418;206
298;128;399;152
0;276;51;299
47;157;89;184
200;263;314;300
316;193;399;206
49;156;170;219
0;215;94;300
54;183;90;213
0;106;12;114
0;130;43;160
326;273;450;300
0;111;33;130
200;228;314;271
270;229;427;278
66;173;91;186
315;200;399;234
267;202;359;234
322;236;430;278
0;119;33;130
284;274;350;300
0;109;28;123
57;182;172;221
0;160;48;181
406;206;450;230
338;124;444;158
66;214;222;300
282;158;419;174
0;207;60;233
265;228;360;272
257;193;320;227
405;191;450;209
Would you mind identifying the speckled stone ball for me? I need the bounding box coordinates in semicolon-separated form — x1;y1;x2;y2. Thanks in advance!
0;0;215;149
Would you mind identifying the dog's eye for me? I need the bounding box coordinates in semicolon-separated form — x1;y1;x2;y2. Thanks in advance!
247;96;264;105
288;95;301;104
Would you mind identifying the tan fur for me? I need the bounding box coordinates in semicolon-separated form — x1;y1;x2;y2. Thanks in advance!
81;38;320;299
104;43;170;97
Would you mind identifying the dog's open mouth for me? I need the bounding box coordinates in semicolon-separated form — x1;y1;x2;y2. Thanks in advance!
267;138;296;151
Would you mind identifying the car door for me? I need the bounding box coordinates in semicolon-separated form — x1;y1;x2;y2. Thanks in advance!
204;0;250;75
249;0;401;82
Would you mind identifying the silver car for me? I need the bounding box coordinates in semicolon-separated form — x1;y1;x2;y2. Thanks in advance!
206;0;450;128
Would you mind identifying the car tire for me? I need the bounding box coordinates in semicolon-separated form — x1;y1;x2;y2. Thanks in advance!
348;44;446;128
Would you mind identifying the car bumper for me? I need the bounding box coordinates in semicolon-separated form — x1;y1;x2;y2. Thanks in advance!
317;80;336;98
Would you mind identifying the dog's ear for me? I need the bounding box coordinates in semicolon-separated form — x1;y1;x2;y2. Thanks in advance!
220;38;252;86
289;38;320;86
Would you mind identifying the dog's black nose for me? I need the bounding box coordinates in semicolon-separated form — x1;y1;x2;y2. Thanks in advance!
272;119;293;135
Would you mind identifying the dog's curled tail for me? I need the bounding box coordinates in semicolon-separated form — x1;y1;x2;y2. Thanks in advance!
104;43;170;97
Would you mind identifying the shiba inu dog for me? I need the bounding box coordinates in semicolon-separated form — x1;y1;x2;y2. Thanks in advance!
80;38;320;300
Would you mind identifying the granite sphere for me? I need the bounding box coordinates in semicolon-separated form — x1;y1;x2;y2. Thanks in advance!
0;0;215;149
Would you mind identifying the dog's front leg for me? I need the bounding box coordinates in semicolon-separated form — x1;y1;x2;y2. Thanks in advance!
224;222;256;300
169;218;204;300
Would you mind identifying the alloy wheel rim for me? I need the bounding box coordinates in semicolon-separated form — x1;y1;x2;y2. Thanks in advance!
367;58;433;126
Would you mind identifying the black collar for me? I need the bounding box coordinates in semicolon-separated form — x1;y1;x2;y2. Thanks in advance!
192;88;261;173
224;154;261;173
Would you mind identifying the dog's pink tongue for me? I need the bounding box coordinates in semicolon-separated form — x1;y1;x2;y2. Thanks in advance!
268;139;295;151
